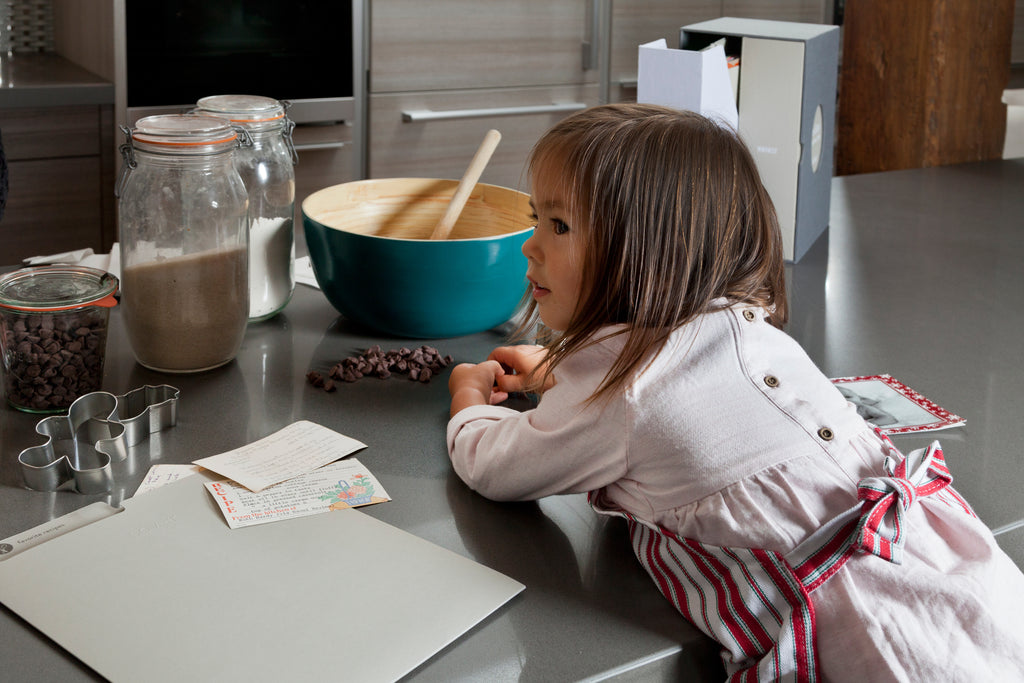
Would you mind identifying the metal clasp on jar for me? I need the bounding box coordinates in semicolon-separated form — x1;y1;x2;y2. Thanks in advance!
281;100;299;166
115;125;136;198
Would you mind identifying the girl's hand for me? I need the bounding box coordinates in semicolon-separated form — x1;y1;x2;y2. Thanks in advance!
448;360;506;417
487;345;555;395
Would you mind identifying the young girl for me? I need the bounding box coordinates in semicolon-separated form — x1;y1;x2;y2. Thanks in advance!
446;104;1024;681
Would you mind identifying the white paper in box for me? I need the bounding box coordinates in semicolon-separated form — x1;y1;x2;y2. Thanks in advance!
637;39;738;130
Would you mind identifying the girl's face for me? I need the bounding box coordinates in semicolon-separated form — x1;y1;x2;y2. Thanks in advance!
523;160;586;332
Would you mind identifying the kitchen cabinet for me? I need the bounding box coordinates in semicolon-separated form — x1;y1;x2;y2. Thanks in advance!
368;0;600;190
289;121;357;249
0;52;116;264
2;104;116;263
367;0;832;191
609;0;721;101
370;1;598;93
369;85;598;191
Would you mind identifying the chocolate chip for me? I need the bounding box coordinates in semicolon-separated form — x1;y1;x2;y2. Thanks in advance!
308;345;453;391
1;307;109;411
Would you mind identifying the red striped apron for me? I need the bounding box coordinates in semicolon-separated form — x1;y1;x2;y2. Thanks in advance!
591;436;976;682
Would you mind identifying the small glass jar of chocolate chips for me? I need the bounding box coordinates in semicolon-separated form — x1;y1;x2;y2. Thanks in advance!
0;265;119;413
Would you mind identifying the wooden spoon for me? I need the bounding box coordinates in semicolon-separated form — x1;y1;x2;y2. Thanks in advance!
429;128;502;240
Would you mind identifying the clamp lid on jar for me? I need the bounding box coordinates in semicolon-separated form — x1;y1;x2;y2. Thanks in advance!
130;114;241;155
0;265;119;311
196;94;285;122
195;95;297;164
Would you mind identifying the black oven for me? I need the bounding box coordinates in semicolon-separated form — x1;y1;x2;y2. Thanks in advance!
117;0;366;176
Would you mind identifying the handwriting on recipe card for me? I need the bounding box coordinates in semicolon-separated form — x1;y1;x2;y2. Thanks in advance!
205;458;391;529
134;464;202;496
192;420;367;492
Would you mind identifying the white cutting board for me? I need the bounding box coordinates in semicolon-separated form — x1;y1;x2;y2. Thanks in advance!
0;473;524;682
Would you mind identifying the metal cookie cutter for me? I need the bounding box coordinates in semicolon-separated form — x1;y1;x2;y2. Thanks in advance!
17;385;180;494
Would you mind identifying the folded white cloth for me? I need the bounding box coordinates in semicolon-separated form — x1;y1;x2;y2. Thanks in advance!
294;255;320;289
24;244;121;280
24;247;319;292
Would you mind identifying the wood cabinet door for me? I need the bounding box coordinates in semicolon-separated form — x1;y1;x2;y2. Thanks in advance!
611;0;720;90
722;0;828;24
2;157;105;262
370;0;596;93
369;84;599;191
2;106;101;160
292;123;357;250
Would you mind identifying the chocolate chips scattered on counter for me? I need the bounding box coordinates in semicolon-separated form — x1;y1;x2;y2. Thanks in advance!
307;344;453;392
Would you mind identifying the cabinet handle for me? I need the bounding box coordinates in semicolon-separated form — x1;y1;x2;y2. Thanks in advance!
292;141;349;152
401;103;587;123
593;0;612;104
582;0;600;70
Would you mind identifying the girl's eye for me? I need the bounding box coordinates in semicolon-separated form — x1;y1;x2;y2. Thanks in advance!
528;207;569;235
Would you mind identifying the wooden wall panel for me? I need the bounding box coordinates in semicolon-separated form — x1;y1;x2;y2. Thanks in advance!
836;0;1014;175
1015;0;1024;64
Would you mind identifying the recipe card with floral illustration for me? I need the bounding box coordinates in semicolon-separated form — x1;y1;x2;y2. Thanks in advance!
205;458;390;529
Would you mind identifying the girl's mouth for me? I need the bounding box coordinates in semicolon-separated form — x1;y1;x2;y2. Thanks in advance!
528;277;550;300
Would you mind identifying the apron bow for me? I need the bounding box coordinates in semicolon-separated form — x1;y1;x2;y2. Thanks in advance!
852;441;952;564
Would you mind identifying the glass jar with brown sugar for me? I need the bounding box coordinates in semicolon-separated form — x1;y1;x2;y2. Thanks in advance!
116;114;250;373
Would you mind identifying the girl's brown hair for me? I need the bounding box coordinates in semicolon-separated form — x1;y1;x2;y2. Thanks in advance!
520;103;787;402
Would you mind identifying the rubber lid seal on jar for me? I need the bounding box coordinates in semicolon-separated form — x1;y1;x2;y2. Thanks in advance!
0;265;119;312
131;114;239;150
195;94;286;124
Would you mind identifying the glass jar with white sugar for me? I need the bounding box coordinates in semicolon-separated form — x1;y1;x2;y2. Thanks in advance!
196;95;297;321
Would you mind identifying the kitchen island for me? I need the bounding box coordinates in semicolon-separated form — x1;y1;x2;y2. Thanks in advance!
2;157;1024;680
0;267;722;680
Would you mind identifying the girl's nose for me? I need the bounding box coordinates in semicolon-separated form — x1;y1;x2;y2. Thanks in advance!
522;231;539;261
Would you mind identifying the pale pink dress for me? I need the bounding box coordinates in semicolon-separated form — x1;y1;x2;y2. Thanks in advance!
447;301;1024;681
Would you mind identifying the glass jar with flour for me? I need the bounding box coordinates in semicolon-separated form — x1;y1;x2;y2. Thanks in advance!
116;114;250;373
196;95;297;321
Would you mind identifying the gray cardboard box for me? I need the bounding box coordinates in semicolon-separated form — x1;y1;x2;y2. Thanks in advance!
680;18;840;262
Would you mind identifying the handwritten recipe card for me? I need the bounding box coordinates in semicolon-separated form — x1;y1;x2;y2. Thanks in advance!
136;421;389;529
206;458;390;529
193;420;366;491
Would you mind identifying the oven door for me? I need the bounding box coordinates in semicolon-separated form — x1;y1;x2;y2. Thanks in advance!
117;0;365;181
123;0;353;112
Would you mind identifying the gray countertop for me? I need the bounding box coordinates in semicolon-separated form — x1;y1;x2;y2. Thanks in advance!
0;52;113;108
0;263;721;678
1;157;1023;681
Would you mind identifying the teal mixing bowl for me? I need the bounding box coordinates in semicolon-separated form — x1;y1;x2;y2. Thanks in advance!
302;178;534;338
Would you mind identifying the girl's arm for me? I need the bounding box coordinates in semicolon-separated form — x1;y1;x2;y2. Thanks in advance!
447;352;628;501
448;345;553;418
448;360;506;417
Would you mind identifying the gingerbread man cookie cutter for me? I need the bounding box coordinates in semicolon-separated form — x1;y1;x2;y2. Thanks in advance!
17;385;180;494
